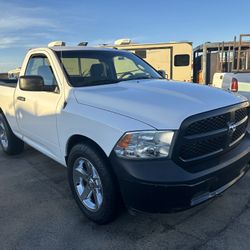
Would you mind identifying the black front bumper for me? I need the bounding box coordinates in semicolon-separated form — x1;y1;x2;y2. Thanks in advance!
110;133;250;213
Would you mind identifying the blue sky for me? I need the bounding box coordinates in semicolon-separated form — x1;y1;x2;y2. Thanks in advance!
1;0;250;72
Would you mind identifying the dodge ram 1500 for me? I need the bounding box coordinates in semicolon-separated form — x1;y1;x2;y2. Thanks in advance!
0;42;249;224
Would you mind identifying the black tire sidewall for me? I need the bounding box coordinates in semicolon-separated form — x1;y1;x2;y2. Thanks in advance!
67;143;118;224
0;114;12;153
0;113;24;155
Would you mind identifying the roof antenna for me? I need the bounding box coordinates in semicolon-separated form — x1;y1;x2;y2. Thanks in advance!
78;42;88;46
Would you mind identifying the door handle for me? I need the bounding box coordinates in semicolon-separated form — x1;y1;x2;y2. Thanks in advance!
17;96;26;102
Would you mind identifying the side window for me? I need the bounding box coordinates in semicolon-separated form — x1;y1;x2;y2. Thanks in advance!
25;56;57;86
61;58;80;75
174;54;190;67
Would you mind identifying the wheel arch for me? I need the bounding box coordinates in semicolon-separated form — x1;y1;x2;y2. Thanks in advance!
65;134;109;164
0;108;10;123
0;108;8;123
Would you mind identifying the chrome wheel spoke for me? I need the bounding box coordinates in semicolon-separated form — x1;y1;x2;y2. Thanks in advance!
91;166;99;179
80;185;92;200
0;123;5;139
93;188;103;209
0;128;3;137
75;165;88;182
0;122;8;149
85;160;95;177
94;177;102;188
73;157;103;212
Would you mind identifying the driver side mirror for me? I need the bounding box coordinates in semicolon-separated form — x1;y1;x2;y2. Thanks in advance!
19;75;45;91
158;70;168;79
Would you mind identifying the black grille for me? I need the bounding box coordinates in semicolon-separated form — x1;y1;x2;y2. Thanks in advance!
179;135;225;160
185;113;230;136
174;103;249;167
235;108;248;122
231;120;248;143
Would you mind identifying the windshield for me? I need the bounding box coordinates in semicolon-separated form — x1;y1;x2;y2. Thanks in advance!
55;50;162;87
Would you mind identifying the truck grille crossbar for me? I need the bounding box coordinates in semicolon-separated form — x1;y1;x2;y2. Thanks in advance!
173;103;249;166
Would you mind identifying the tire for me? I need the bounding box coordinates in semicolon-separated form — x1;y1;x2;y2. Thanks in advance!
0;113;24;155
67;143;119;224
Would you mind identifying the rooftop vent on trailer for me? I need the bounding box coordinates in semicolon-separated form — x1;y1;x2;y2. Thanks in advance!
114;39;131;46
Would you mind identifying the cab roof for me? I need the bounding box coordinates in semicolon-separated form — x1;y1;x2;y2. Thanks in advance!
50;46;119;52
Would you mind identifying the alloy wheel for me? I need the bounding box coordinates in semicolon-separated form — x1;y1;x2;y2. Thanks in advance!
73;157;103;211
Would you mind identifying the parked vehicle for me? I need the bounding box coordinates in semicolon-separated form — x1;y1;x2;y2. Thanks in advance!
213;72;250;100
193;34;250;85
194;34;250;100
105;39;193;82
211;35;250;100
0;41;250;224
8;67;21;79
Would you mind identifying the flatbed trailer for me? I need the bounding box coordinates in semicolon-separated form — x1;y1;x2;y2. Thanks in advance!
194;34;250;85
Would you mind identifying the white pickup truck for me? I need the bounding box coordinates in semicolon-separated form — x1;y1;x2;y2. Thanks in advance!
0;43;250;224
213;72;250;101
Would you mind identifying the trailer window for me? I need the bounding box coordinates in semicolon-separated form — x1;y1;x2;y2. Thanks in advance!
174;54;190;67
135;50;147;59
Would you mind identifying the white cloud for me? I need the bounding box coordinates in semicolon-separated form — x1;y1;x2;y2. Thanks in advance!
0;2;63;72
0;2;58;49
0;34;51;49
0;37;20;48
0;65;17;73
0;2;56;31
0;16;56;31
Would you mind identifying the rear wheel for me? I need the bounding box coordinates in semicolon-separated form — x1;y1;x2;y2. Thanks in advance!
67;143;119;224
0;113;24;155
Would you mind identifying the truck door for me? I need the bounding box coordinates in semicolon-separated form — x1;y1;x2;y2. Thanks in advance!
15;54;63;159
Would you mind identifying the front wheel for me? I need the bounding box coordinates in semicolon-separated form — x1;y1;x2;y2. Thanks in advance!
67;143;119;224
0;113;24;155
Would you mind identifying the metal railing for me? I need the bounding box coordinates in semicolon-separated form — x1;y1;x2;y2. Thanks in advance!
218;34;250;73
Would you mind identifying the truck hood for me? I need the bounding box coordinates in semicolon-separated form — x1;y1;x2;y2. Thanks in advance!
74;79;247;129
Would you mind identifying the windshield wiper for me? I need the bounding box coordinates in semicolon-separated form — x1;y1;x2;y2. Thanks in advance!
83;79;120;86
79;76;163;87
118;76;154;82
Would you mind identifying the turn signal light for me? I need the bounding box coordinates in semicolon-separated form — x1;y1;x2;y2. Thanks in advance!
117;134;132;148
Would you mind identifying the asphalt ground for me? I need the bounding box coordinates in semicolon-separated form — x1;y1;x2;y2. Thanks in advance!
1;144;250;250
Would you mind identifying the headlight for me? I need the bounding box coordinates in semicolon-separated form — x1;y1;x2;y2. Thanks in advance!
114;131;174;159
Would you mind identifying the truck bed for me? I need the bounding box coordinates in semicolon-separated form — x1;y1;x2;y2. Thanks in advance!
0;79;17;88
